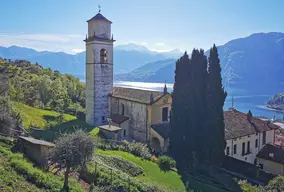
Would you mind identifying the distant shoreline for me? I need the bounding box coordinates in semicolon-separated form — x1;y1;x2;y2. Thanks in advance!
266;105;284;112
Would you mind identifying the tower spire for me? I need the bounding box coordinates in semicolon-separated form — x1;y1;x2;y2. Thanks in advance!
163;80;167;95
150;93;154;104
231;96;234;109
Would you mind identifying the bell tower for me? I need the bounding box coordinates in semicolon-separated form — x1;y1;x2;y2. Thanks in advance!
85;7;115;126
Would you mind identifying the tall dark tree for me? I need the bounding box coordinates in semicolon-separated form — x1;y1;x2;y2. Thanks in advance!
206;44;227;166
169;52;191;171
190;49;208;163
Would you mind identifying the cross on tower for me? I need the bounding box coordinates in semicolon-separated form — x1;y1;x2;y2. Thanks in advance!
98;5;101;13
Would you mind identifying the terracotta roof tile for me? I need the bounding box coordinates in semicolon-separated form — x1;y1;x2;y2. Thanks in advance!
224;109;279;139
111;87;166;104
151;109;279;140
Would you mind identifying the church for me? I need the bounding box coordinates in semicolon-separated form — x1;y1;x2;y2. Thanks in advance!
84;9;171;152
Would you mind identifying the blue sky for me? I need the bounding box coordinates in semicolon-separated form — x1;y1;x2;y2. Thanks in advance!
0;0;284;54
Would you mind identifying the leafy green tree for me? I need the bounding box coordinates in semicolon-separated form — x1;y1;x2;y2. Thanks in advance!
1;59;86;116
263;176;284;192
37;75;52;108
0;96;22;135
49;130;95;191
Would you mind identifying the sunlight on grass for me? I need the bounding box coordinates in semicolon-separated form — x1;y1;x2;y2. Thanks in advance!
96;149;186;192
13;102;76;129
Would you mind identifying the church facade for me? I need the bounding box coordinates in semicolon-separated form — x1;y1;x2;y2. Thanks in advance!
85;10;170;152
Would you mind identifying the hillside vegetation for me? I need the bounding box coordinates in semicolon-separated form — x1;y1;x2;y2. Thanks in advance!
267;93;284;110
0;58;85;116
0;140;85;191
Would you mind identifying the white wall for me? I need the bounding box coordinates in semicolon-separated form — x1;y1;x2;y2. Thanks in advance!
225;130;275;164
110;97;148;142
88;20;111;39
85;32;114;126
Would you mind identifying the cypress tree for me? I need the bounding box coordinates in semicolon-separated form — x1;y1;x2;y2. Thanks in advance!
186;49;208;165
206;44;227;166
169;52;191;171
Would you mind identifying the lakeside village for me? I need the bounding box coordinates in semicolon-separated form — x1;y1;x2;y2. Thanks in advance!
84;9;284;175
2;8;284;192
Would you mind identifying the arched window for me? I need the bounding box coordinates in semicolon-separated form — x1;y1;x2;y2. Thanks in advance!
100;49;107;63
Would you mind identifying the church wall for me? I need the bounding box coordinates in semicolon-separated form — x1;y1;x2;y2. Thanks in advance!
110;97;148;142
151;94;172;124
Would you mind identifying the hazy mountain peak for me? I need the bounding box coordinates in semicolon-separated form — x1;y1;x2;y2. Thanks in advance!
114;43;151;52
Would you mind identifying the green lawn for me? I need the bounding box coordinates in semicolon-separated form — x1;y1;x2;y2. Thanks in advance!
13;102;76;129
12;102;99;141
96;149;186;192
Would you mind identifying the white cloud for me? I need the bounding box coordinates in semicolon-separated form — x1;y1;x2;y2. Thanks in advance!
141;42;147;45
155;43;165;46
72;48;85;53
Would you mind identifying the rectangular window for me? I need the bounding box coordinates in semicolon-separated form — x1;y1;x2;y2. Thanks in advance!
162;107;168;122
247;141;250;153
255;139;258;148
121;104;125;115
242;142;245;156
262;132;266;145
233;144;237;154
226;146;230;155
102;116;105;122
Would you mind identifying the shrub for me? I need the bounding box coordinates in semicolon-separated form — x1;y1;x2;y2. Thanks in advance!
157;156;176;171
94;154;143;176
124;142;152;160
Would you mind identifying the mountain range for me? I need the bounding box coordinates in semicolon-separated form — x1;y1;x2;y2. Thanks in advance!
0;44;182;80
116;32;284;94
1;32;284;94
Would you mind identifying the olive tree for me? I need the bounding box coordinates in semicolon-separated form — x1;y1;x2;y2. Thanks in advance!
49;130;95;191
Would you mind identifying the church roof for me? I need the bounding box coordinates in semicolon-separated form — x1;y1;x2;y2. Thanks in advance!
87;13;112;23
111;87;167;105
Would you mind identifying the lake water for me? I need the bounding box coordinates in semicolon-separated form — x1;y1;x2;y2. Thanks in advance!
114;81;284;120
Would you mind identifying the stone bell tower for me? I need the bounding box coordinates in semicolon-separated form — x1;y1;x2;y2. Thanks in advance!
85;7;115;126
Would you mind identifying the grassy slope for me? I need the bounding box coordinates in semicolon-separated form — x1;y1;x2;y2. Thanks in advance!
0;141;84;192
10;102;229;192
13;101;76;129
0;155;44;192
97;149;186;192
